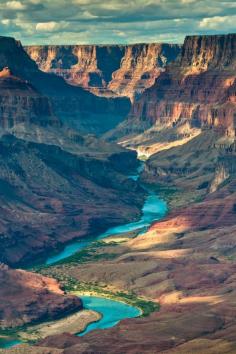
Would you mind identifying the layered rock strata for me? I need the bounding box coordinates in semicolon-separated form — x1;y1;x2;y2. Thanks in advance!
0;36;130;134
107;34;236;145
25;43;181;100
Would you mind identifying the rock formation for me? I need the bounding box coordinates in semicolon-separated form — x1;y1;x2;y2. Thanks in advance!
0;67;58;128
107;34;236;147
0;36;130;135
25;43;181;100
0;265;82;328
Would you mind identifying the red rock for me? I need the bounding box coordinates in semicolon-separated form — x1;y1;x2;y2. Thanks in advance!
111;34;236;140
0;264;82;328
25;44;181;101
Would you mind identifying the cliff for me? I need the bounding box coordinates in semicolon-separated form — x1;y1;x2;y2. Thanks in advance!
25;43;181;100
108;34;236;144
0;67;58;128
0;264;82;328
0;36;130;134
135;34;236;133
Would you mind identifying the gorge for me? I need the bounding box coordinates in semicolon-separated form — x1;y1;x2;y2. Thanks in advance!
0;31;235;354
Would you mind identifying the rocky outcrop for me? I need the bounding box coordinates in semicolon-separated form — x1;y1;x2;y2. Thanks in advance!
25;45;125;90
0;264;82;328
0;67;58;128
0;36;130;134
108;34;236;143
25;43;181;100
108;43;181;100
136;34;236;133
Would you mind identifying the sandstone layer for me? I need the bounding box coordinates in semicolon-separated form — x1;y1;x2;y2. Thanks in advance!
25;43;181;100
107;34;236;151
0;67;58;128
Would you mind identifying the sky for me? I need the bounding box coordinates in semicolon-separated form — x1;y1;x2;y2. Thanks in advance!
0;0;236;45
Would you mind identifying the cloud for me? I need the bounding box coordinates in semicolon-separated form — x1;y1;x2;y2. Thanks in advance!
6;1;25;10
0;0;235;44
36;21;68;32
199;15;236;30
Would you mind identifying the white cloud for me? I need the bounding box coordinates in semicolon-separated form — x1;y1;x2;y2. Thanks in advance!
1;19;10;25
0;0;235;44
199;15;236;29
6;1;25;10
36;21;68;32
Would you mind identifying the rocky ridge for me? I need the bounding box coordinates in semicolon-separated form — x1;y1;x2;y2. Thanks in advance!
107;34;236;153
25;43;181;100
0;36;130;135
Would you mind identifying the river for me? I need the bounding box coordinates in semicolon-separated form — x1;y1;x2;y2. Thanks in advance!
78;296;141;336
46;163;167;265
1;161;167;349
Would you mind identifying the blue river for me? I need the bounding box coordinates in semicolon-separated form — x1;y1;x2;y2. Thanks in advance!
78;296;141;336
2;162;167;349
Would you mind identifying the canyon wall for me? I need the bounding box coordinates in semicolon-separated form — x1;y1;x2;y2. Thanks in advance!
25;43;181;100
0;67;58;128
108;34;236;142
0;36;130;134
131;34;236;135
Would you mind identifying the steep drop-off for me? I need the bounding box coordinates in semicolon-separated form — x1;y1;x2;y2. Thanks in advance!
107;34;236;152
25;43;181;100
0;67;58;128
0;36;130;134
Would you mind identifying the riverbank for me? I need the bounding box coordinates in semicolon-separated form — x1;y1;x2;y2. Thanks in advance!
0;159;167;350
18;309;100;342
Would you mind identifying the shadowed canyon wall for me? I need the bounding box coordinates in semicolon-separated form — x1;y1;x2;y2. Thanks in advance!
0;36;131;134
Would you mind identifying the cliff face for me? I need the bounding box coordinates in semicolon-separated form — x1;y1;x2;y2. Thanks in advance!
107;34;236;144
108;43;181;100
0;36;130;134
0;264;82;328
180;34;236;69
25;43;181;100
131;34;236;136
25;45;125;90
0;68;58;128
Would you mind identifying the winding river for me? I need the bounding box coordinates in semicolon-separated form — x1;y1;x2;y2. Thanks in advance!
46;163;167;265
2;162;167;349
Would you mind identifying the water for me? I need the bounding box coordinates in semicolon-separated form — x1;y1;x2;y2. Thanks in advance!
98;193;167;238
0;338;21;349
2;161;167;349
78;296;141;336
46;163;167;265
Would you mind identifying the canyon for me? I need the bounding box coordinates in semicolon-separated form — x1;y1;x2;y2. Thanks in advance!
0;32;235;354
0;36;131;134
107;34;236;157
25;43;181;101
